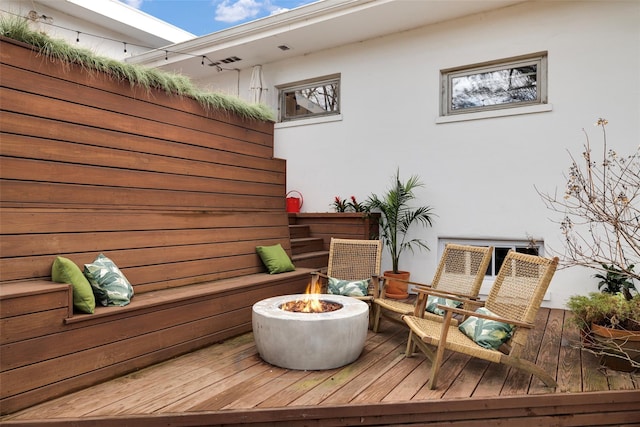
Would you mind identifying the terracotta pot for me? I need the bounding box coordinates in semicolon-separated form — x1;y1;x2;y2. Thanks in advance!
591;323;640;372
383;270;410;299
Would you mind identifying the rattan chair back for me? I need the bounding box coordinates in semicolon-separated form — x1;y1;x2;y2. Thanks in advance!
327;238;382;282
430;243;493;297
484;251;559;350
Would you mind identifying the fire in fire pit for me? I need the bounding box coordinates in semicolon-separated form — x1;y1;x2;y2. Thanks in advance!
279;282;342;313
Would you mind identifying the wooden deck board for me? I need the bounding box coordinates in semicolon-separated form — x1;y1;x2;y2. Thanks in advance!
2;308;639;425
557;309;584;393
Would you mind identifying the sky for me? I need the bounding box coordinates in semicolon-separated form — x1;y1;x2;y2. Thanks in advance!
122;0;318;36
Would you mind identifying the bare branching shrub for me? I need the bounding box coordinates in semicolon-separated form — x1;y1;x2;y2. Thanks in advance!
542;119;640;370
539;118;639;283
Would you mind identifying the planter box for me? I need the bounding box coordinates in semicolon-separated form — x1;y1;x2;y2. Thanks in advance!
290;213;380;250
591;323;640;372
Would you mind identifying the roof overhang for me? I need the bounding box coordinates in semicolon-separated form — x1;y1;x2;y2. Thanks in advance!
127;0;527;80
36;0;195;47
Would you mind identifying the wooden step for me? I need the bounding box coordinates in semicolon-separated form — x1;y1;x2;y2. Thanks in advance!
291;237;325;255
291;251;329;270
288;224;311;239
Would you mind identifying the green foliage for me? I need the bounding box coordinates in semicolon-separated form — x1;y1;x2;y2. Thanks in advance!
567;292;640;331
594;264;636;295
0;16;274;122
331;196;368;213
366;169;434;273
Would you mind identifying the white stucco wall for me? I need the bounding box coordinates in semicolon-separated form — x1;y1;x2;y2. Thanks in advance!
222;0;637;308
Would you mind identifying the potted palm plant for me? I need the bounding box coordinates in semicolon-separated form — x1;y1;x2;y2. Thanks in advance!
366;169;434;299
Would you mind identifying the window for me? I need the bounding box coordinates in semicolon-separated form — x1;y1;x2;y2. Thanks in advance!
278;75;340;122
438;238;543;279
441;53;547;117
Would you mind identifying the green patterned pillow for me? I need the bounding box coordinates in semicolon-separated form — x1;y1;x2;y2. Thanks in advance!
256;244;295;274
51;256;95;314
327;276;370;297
458;307;514;350
84;254;134;307
425;295;462;316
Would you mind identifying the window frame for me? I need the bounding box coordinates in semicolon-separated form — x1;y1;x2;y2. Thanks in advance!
277;74;341;123
438;238;544;280
440;52;548;117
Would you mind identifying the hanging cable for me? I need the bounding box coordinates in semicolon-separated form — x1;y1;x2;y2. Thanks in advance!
1;8;242;73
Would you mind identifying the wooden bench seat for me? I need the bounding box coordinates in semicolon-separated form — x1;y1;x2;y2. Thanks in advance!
64;269;313;325
0;268;312;415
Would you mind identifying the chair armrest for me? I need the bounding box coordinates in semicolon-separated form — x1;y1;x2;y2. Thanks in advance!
380;275;434;289
310;271;329;293
371;275;381;298
435;304;534;329
413;286;478;303
310;271;329;280
378;276;437;299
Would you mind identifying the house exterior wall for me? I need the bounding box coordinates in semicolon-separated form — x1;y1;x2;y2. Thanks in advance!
195;1;639;308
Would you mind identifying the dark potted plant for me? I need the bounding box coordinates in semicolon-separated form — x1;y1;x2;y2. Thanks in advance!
366;169;434;299
595;263;636;297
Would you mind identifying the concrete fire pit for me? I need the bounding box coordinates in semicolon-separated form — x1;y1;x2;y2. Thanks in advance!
252;294;369;370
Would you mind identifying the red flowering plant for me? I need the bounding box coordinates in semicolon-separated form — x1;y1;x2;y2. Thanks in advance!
332;196;350;212
332;196;369;212
348;196;368;212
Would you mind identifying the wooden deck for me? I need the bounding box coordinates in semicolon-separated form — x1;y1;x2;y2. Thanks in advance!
2;308;639;426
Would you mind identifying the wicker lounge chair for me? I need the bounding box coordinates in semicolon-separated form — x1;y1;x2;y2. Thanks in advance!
310;238;382;302
403;251;559;389
371;244;493;332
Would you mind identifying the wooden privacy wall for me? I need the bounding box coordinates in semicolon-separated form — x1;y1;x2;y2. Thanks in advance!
0;37;313;414
0;37;291;288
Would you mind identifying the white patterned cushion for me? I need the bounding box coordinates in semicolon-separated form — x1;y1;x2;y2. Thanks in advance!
458;307;514;350
425;295;462;316
327;276;370;297
84;254;134;307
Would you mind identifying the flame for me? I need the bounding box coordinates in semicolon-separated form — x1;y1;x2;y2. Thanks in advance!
281;281;324;312
299;281;322;312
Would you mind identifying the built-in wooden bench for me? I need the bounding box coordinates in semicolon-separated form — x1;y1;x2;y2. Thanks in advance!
0;37;314;415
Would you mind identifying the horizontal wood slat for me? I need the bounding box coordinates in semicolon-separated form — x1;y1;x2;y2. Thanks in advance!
0;137;285;189
1;227;282;258
0;208;289;234
0;112;280;172
0;180;282;211
0;40;273;134
0;60;274;148
0;86;274;158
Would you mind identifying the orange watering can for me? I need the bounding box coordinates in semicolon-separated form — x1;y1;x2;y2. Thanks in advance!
286;190;303;213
